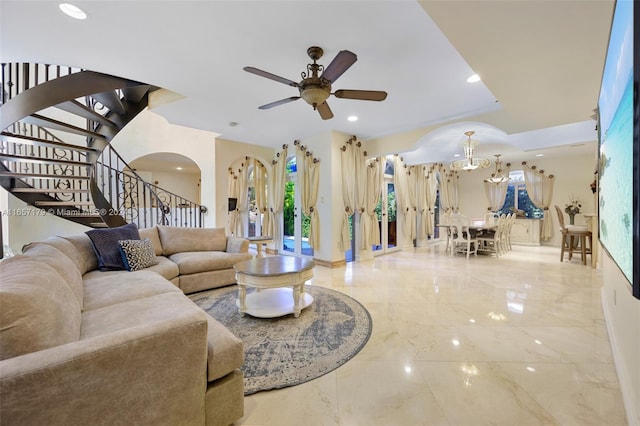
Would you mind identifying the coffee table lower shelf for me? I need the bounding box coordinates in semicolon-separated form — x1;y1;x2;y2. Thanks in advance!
236;288;314;318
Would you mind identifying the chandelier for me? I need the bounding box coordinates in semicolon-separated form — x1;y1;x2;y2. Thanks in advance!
484;154;511;183
450;131;491;171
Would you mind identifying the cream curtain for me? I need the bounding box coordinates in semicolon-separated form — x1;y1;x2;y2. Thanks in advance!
340;139;358;251
522;161;555;241
354;144;367;249
298;146;321;249
393;156;416;242
415;165;428;241
424;165;438;237
233;160;249;237
438;165;459;213
362;156;384;248
253;159;267;234
265;145;288;247
484;162;511;212
484;181;509;212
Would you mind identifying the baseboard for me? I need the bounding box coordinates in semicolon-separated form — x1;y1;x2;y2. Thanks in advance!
601;288;640;426
313;258;346;268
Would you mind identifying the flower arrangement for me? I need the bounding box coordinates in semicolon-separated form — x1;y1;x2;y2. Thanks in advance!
565;195;581;224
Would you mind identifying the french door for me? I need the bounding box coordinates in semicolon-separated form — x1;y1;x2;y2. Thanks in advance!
282;158;313;257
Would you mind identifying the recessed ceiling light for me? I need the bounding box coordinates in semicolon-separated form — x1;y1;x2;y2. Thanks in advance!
176;167;183;171
466;74;481;83
347;115;358;122
229;121;239;127
536;154;544;157
59;3;87;19
453;154;461;158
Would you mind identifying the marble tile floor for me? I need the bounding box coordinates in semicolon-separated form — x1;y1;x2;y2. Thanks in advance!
236;243;627;426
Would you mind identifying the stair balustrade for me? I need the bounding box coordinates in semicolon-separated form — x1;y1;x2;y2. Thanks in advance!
1;62;205;228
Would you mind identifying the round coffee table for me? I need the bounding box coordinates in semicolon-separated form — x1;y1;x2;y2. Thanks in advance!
233;256;315;318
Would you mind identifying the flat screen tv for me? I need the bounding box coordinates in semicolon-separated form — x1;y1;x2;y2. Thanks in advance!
597;0;639;298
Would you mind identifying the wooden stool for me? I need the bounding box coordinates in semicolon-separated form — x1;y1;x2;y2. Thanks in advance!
555;205;592;265
561;230;592;265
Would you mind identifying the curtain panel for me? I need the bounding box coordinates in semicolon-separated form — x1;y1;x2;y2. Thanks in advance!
362;156;384;248
340;138;359;251
522;161;555;241
424;165;438;237
253;158;268;233
265;145;288;247
393;156;416;242
296;142;321;249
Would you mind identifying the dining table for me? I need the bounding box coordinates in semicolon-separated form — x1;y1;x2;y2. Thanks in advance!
436;220;497;254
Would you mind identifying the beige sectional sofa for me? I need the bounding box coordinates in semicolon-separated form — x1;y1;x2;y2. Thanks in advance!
0;225;253;426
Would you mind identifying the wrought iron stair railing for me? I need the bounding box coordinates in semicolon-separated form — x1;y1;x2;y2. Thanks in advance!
0;62;205;228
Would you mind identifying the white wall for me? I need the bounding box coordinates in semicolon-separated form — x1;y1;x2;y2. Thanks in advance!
601;247;640;425
2;191;90;254
146;170;200;203
112;109;218;226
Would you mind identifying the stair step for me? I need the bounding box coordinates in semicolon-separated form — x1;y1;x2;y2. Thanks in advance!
22;114;107;140
0;153;91;167
0;132;100;153
54;100;119;129
0;171;90;180
10;188;89;194
91;90;126;115
35;201;94;207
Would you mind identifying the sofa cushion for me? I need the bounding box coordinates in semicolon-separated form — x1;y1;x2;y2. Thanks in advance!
119;238;159;271
80;292;205;339
168;251;253;275
139;227;163;256
82;270;182;311
86;223;141;271
22;243;84;310
157;226;227;256
0;256;81;360
142;256;180;281
31;236;94;275
62;234;100;273
204;315;244;381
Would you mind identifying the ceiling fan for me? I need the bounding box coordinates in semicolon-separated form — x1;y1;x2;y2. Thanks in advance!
243;46;388;120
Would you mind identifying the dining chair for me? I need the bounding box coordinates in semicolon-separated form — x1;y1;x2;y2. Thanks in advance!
554;205;592;265
450;215;478;259
505;213;517;252
477;214;506;257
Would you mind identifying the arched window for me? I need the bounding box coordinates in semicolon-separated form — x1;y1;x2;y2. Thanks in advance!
496;170;544;218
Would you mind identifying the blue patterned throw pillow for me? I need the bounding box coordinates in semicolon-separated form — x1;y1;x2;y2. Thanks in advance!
118;238;158;271
86;223;140;271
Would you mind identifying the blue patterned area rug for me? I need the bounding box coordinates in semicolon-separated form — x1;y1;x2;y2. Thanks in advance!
190;285;372;395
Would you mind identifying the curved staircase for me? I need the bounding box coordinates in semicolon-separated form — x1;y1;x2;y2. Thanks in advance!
1;63;205;229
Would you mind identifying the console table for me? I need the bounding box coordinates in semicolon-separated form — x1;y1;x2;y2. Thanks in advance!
233;256;314;318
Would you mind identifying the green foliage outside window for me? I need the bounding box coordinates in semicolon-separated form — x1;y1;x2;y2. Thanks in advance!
497;184;544;218
374;190;397;222
283;181;310;237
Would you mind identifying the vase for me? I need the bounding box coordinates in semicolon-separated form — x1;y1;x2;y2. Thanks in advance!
569;215;575;225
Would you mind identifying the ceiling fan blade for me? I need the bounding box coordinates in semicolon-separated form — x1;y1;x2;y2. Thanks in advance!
317;102;334;120
321;50;357;83
258;96;300;110
334;89;388;101
243;66;299;87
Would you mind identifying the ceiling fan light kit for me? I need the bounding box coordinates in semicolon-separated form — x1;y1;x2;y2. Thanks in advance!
244;46;388;120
